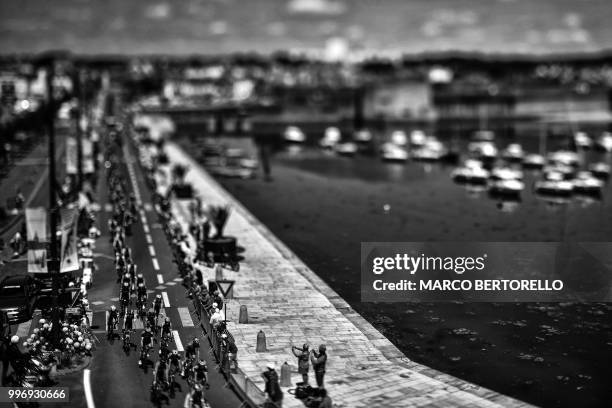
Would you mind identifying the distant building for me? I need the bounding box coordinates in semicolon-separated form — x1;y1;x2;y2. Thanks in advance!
363;80;433;120
514;84;609;119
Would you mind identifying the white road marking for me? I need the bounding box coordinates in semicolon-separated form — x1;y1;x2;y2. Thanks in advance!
144;203;153;212
148;245;156;257
84;369;96;408
162;291;170;308
157;274;164;284
152;258;159;270
145;235;152;244
172;330;184;352
104;203;113;212
104;311;108;335
143;224;150;234
178;307;194;327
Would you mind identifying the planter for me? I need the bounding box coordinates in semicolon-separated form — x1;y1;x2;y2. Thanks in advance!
200;236;237;262
172;183;193;199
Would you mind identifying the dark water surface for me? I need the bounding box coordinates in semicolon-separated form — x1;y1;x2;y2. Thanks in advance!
179;135;612;408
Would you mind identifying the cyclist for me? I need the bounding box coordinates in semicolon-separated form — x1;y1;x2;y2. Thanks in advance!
120;281;131;311
184;337;200;361
137;282;147;305
192;359;209;388
161;317;172;341
153;294;163;318
124;309;135;332
153;357;169;387
107;305;118;338
121;271;131;288
168;349;183;374
147;307;157;334
189;384;205;408
139;327;154;366
159;339;171;363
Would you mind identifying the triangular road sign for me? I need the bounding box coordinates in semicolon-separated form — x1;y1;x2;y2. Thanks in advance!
216;279;235;298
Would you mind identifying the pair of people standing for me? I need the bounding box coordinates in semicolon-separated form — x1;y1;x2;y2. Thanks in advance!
292;343;327;388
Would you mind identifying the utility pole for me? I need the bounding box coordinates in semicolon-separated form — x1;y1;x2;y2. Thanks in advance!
45;58;61;345
75;69;83;192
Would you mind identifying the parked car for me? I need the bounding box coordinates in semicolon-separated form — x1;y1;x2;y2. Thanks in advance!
0;275;42;324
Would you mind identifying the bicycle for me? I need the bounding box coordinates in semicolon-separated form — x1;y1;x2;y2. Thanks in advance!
139;344;152;367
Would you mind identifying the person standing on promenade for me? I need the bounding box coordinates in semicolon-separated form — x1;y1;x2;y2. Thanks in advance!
310;344;327;388
262;363;283;408
291;343;310;385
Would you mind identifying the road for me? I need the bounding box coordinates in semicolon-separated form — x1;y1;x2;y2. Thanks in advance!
81;122;243;408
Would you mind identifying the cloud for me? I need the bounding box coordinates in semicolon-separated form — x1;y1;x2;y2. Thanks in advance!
287;0;347;16
145;3;171;20
210;20;229;35
267;22;287;37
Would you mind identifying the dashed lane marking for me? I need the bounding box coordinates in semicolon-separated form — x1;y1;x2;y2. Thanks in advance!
178;307;194;327
152;258;159;270
162;291;170;308
145;235;152;244
172;330;184;352
157;274;164;284
165;282;177;286
148;245;156;257
143;224;150;234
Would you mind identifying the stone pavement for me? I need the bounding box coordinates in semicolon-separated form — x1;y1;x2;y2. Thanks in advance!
165;142;535;408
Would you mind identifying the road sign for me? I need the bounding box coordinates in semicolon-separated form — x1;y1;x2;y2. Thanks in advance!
65;307;81;316
215;279;235;299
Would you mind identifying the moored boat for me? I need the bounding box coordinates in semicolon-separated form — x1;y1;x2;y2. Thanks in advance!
283;126;306;143
501;143;525;162
534;171;574;196
595;132;612;152
451;160;489;184
380;142;408;162
523;153;546;169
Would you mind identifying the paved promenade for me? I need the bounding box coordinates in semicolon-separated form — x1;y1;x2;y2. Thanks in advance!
165;142;534;408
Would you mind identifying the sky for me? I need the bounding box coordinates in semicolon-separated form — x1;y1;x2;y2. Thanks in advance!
1;0;611;58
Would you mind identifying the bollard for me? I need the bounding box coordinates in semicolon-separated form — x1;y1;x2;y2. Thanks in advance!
238;305;248;324
255;330;267;352
215;264;224;281
280;362;292;387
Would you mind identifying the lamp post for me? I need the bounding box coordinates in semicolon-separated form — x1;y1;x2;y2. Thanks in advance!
40;53;62;345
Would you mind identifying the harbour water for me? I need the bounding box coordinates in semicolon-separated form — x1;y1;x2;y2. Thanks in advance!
177;130;612;408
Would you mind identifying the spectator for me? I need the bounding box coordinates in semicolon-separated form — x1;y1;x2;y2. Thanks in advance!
310;344;327;388
14;190;24;211
262;363;283;408
212;289;223;308
291;343;310;384
209;308;223;329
